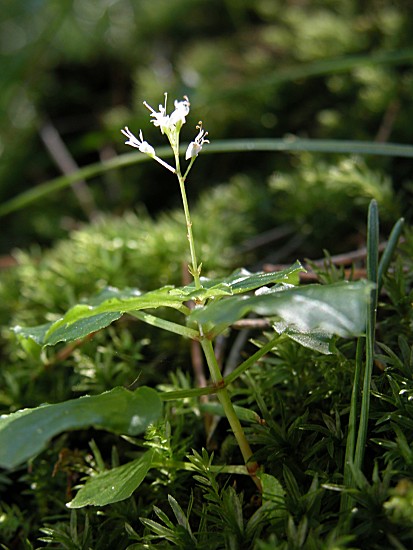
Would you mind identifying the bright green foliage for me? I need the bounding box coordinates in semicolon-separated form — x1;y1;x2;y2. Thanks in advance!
0;87;380;550
1;169;409;550
12;263;303;346
190;280;373;340
0;179;261;327
268;155;399;252
2;260;372;479
67;449;156;508
1;2;413;547
133;450;287;548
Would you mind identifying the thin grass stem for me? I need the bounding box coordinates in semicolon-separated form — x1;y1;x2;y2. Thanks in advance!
377;217;404;292
339;337;364;525
224;336;279;385
354;200;379;468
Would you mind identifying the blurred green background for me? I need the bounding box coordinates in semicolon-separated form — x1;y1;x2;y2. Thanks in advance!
1;0;413;256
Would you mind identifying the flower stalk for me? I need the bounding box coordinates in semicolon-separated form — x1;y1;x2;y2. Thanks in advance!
121;94;259;490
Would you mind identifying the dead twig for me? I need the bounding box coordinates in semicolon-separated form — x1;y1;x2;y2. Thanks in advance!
39;119;97;220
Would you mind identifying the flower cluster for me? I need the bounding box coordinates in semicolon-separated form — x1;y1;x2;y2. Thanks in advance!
143;94;190;136
121;93;209;173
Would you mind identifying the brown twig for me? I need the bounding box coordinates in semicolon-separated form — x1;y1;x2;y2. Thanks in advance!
263;238;403;282
39;119;98;220
44;332;96;368
375;99;400;143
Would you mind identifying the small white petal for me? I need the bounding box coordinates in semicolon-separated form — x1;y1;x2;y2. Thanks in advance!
139;142;155;156
185;122;209;159
121;127;155;156
185;141;201;160
170;99;190;126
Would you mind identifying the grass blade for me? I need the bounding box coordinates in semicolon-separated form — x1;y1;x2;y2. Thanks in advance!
377;217;405;292
2;140;413;217
354;200;379;469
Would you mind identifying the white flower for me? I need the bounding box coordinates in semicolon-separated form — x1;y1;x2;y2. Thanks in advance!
143;93;190;135
169;97;190;128
121;127;155;156
143;97;169;134
185;122;209;160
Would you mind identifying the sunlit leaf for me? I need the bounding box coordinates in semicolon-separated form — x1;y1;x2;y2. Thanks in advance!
273;320;334;354
13;286;188;347
14;312;123;347
12;265;304;347
67;449;156;508
198;261;304;294
190;280;374;338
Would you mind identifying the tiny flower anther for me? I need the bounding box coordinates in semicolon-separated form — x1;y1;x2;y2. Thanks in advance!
185;122;209;160
143;93;170;134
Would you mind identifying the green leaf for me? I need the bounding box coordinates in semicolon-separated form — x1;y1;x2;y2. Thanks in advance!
0;387;162;469
223;262;304;292
12;266;304;347
13;322;53;345
197;261;304;295
272;320;334;355
13;286;189;347
14;312;123;347
190;280;374;338
199;402;261;423
67;449;155;508
258;472;286;506
168;282;233;301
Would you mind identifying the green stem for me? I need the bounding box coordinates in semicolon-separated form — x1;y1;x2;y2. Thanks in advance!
152;459;251;476
225;336;279;385
339;337;364;526
200;338;261;490
130;310;200;340
160;385;219;401
168;132;259;489
183;157;196;182
178;173;201;289
172;144;201;289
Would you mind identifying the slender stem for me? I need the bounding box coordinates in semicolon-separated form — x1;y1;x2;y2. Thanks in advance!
225;336;279;385
173;137;181;175
183;157;196;182
152;459;251;476
339;337;364;526
201;338;261;490
129;310;200;340
160;385;219;401
167;134;202;289
177;170;202;289
166;127;260;490
153;155;176;174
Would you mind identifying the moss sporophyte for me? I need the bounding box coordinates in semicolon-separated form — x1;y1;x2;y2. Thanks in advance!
121;95;261;489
